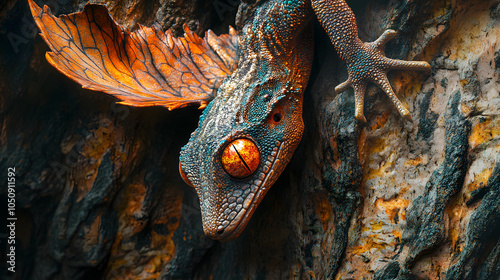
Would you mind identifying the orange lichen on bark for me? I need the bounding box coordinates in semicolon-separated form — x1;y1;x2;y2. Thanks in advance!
83;214;102;251
366;133;392;154
404;155;428;167
396;71;425;97
392;230;402;240
352;234;392;254
445;193;467;250
105;175;183;279
467;168;493;193
442;1;499;63
330;139;341;170
364;152;395;181
375;197;409;222
450;228;460;250
122;183;148;230
314;194;332;231
370;220;385;231
370;111;391;131
363;129;399;180
81;121;115;158
72;120;129;202
469;118;500;150
57;119;127;202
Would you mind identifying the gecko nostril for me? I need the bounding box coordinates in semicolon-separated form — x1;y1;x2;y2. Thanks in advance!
272;112;282;123
217;228;225;235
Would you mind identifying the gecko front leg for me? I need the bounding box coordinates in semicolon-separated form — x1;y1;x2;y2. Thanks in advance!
312;0;431;122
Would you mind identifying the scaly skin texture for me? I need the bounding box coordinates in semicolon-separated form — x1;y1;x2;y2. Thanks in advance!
312;0;431;121
179;0;314;240
179;0;430;240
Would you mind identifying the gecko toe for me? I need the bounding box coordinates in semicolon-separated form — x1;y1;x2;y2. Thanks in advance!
372;29;398;50
373;72;412;120
352;82;367;122
335;78;352;94
387;58;431;72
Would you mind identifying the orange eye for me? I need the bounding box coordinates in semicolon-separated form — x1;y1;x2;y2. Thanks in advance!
221;139;260;178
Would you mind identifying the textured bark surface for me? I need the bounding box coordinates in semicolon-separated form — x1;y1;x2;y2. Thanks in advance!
0;0;499;279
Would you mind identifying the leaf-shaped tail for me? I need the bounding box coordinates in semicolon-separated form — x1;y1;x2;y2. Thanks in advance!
28;0;239;110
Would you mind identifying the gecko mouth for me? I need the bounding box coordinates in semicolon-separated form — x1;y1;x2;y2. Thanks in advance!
210;141;284;241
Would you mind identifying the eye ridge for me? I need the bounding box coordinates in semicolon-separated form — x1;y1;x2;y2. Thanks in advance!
231;143;252;173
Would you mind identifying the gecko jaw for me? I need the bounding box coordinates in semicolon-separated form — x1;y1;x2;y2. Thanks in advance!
207;141;284;241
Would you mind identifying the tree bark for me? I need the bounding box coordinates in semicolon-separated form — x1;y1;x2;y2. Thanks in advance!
0;0;499;279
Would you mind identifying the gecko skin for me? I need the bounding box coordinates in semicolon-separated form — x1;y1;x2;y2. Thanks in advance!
29;0;429;240
179;0;430;240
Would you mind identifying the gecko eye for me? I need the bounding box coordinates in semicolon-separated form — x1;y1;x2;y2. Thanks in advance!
221;138;260;178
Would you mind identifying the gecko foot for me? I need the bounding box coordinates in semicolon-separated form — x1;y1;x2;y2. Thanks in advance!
335;30;431;122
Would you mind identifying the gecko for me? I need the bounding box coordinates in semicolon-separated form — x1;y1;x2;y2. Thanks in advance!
29;0;430;240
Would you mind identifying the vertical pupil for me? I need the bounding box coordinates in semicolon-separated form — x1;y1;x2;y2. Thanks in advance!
231;144;252;172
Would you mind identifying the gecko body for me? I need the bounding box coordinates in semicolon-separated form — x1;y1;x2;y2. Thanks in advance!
29;0;430;241
179;0;430;240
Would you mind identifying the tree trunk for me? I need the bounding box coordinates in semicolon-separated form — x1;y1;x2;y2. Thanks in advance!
1;0;499;279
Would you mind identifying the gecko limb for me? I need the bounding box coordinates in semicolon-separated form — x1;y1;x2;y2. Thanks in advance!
312;0;431;121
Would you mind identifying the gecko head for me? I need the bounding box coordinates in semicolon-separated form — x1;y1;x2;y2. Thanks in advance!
178;70;306;240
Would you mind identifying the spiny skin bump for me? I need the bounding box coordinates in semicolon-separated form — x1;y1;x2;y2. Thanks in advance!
180;0;430;240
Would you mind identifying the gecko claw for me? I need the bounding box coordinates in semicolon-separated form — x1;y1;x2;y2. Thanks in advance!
387;58;431;72
355;112;367;123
